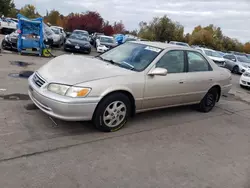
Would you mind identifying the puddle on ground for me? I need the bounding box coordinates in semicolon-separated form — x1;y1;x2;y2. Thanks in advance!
0;93;30;100
10;61;34;67
9;71;34;79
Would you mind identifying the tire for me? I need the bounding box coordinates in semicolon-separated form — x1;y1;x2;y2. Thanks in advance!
198;88;218;113
93;93;131;132
1;40;7;50
232;66;239;74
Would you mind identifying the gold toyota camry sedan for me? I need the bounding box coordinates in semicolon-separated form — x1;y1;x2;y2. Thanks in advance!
28;41;232;132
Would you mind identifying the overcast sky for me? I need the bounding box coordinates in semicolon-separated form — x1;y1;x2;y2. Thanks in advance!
14;0;250;42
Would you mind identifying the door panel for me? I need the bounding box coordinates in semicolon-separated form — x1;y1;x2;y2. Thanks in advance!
182;51;215;103
143;73;188;109
143;50;187;109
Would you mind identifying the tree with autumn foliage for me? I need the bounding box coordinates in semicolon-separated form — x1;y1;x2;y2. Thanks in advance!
66;11;104;33
19;4;40;19
243;42;250;54
113;21;125;34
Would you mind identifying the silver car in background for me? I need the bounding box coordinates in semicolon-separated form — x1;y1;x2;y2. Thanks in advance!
223;54;250;74
28;41;232;132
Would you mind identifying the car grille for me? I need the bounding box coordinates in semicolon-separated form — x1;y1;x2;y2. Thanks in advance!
10;38;17;43
32;73;45;87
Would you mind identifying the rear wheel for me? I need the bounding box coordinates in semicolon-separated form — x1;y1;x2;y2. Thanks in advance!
232;66;239;74
93;93;131;132
198;88;218;113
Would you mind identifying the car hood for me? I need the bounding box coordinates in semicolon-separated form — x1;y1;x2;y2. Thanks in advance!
238;62;250;67
37;55;132;85
67;39;89;46
208;56;225;62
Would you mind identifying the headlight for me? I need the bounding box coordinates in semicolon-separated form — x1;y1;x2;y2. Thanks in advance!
242;64;248;68
65;87;91;97
4;35;9;41
47;84;91;97
99;45;105;48
243;72;250;77
66;40;71;44
48;84;70;96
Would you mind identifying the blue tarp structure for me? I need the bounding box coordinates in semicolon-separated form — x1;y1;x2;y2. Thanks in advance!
17;14;44;56
114;34;124;45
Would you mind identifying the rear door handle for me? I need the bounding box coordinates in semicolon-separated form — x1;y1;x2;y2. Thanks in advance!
179;81;184;84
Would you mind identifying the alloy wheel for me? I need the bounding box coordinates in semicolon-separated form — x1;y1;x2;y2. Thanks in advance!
103;101;127;128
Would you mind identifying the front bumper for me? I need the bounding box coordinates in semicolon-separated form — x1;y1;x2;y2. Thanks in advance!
1;38;17;50
64;44;91;53
97;46;109;53
28;74;100;121
240;75;250;87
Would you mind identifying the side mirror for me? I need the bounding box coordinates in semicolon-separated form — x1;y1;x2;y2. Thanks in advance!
148;67;168;76
232;59;236;62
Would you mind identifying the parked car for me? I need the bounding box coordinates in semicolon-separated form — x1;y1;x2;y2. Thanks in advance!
1;24;55;51
223;54;250;74
196;48;225;66
28;41;232;132
64;34;91;54
50;27;64;47
51;26;66;39
96;35;117;53
240;69;250;88
169;41;190;47
0;17;17;34
91;32;104;46
1;30;18;50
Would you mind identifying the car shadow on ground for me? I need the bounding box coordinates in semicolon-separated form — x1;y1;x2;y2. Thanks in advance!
35;104;198;137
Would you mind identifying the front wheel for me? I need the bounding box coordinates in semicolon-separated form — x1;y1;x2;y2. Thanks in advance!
232;66;239;74
1;39;7;50
93;93;131;132
198;88;218;113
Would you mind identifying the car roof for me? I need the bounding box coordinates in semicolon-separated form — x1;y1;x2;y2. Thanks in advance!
132;41;192;50
196;47;215;52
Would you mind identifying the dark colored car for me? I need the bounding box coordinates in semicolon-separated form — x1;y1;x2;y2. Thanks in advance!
1;30;18;50
64;34;91;54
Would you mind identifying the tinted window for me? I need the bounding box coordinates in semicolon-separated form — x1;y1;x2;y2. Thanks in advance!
156;50;185;73
188;51;211;72
224;55;235;61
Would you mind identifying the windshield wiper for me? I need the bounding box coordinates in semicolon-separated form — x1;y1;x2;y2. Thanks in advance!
97;57;135;70
121;61;134;70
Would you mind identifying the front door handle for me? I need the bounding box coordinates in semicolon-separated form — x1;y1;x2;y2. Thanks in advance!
179;81;184;84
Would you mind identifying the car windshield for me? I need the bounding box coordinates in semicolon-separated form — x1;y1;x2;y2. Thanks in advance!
73;31;88;36
204;50;221;58
51;28;60;34
69;34;87;41
99;42;162;71
100;37;114;43
236;56;250;63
